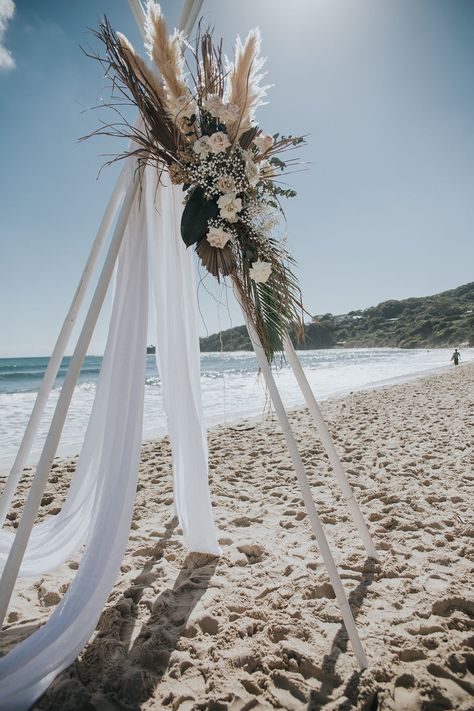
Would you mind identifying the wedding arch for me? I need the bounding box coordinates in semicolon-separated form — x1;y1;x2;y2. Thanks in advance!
0;2;378;707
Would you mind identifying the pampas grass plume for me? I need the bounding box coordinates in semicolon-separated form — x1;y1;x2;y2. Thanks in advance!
144;1;189;107
116;32;166;103
228;28;269;139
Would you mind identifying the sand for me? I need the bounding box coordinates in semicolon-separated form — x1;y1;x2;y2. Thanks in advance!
1;363;473;710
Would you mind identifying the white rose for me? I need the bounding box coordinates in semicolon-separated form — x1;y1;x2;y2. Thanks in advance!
171;94;197;120
249;260;272;284
245;159;260;186
203;94;225;118
220;103;241;124
208;131;231;153
207;226;233;249
203;95;241;125
254;133;274;153
217;192;242;222
193;136;211;157
216;175;236;193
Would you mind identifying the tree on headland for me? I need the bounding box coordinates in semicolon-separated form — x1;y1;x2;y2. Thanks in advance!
200;282;474;351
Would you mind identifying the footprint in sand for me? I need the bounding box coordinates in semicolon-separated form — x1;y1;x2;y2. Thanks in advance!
279;520;296;529
422;574;450;594
196;614;220;636
237;543;265;563
231;515;263;527
393;673;422;709
302;581;336;600
398;648;427;662
432;596;474;617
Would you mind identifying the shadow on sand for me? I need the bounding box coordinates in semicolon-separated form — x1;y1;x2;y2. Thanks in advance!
36;517;219;709
308;557;378;710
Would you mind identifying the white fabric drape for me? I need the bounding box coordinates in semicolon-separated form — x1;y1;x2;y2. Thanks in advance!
0;192;149;709
0;170;219;577
0;168;220;709
146;167;221;555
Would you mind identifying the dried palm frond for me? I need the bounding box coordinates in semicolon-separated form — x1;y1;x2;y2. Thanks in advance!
116;31;166;105
196;240;236;279
233;229;305;362
227;29;269;141
198;30;226;99
81;18;185;173
145;1;189;110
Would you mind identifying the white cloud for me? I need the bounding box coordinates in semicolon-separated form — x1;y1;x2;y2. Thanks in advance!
0;0;15;71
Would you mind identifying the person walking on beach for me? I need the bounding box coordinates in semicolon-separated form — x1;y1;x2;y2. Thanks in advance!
451;348;461;366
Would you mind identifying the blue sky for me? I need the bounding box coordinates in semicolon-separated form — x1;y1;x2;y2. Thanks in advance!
1;0;473;357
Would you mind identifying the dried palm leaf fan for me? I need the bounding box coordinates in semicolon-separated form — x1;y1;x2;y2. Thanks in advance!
196;240;236;278
84;1;306;362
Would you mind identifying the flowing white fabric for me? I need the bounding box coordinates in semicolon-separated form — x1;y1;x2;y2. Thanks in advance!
0;168;220;708
0;169;219;575
0;192;149;709
146;167;221;555
0;165;137;578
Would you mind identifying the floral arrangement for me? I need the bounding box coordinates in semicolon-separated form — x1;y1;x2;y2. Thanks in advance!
86;2;306;362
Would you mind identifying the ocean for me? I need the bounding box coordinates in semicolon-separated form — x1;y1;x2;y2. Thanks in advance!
0;347;472;472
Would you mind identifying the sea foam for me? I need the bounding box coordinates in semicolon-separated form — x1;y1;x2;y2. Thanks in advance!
0;347;472;473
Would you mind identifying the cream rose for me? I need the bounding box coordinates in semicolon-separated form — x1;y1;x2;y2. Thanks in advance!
249;260;272;284
208;131;231;153
216;175;236;193
193;136;211;157
203;95;240;125
217;192;242;222
245;159;260;186
254;133;274;153
207;226;233;249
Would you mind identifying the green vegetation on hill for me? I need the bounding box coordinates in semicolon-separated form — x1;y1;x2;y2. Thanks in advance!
199;282;474;351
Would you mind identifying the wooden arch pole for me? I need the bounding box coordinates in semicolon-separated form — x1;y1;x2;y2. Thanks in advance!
0;168;129;529
0;176;140;629
0;0;204;632
235;288;368;669
283;336;379;560
129;0;370;669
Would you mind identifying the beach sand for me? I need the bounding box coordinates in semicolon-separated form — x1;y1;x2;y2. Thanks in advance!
1;363;473;710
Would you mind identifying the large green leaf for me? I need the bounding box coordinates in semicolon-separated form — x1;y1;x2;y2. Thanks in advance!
180;187;219;247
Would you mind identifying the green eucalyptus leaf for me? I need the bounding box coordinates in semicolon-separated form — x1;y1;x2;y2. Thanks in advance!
270;156;286;169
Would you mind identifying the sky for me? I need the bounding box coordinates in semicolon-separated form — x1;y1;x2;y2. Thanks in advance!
0;0;473;357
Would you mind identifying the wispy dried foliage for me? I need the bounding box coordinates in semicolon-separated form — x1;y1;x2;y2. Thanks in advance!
82;18;185;174
144;2;189;112
116;31;165;105
227;29;269;141
84;10;306;362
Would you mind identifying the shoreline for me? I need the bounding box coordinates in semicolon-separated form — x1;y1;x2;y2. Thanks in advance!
1;363;473;708
1;355;470;477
